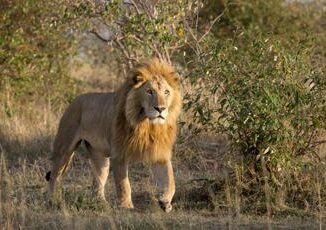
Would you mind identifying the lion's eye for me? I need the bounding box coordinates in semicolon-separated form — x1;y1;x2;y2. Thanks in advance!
164;90;170;96
147;89;153;96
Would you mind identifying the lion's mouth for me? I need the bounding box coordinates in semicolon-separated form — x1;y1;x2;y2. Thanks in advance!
149;115;165;120
149;115;166;124
142;107;166;121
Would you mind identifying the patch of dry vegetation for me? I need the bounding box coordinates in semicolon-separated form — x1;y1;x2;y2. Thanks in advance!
1;0;326;228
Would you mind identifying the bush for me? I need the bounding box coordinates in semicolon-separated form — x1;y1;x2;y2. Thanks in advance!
217;34;326;175
0;0;81;114
185;0;326;208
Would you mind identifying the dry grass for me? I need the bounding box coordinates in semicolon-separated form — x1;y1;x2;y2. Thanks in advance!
0;113;325;229
1;64;326;229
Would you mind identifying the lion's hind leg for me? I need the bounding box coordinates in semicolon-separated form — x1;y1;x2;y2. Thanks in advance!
87;143;110;201
46;119;81;202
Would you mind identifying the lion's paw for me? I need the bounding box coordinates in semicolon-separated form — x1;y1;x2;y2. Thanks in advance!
120;201;134;210
159;200;173;213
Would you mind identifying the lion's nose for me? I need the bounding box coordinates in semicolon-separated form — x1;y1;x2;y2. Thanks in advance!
154;106;166;113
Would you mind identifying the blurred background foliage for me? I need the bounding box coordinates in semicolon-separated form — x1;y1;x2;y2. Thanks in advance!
0;0;83;115
1;0;326;214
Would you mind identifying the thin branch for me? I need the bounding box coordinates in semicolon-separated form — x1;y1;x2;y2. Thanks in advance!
311;151;322;162
138;0;156;20
311;140;326;148
198;11;224;43
184;18;198;43
151;43;163;60
195;1;199;34
114;39;137;67
89;29;114;42
129;0;141;14
164;46;171;64
183;19;201;55
296;129;317;156
129;34;143;43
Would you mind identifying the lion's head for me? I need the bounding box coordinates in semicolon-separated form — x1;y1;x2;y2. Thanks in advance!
113;58;182;163
124;58;181;127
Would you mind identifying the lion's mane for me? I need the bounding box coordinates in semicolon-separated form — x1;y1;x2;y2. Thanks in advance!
112;58;182;163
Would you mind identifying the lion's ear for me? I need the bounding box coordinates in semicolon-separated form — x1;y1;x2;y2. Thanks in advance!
170;72;180;84
131;74;145;88
133;75;144;84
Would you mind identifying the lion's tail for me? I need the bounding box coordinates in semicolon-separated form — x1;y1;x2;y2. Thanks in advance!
45;152;75;181
45;171;51;181
46;97;82;181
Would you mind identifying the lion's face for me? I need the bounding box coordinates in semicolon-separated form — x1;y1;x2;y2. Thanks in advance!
138;75;174;124
124;59;181;127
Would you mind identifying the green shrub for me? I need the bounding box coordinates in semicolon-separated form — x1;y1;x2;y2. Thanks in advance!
0;0;81;114
217;34;326;175
185;0;326;208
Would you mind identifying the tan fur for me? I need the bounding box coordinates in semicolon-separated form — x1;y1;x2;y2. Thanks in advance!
47;58;182;212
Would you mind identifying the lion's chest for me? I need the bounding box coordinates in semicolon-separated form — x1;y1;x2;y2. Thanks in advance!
123;125;174;163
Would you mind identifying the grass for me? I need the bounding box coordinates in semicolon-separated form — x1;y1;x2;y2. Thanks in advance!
0;150;322;229
0;108;325;229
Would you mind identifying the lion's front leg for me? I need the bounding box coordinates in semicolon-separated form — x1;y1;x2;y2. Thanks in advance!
152;160;175;213
112;159;134;209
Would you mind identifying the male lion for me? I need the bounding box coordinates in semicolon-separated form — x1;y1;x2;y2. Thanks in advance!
46;58;182;212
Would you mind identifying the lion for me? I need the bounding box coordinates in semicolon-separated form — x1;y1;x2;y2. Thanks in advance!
45;58;182;212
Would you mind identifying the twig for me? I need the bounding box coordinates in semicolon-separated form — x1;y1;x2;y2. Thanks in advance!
183;19;201;55
129;0;141;14
184;18;198;43
198;11;224;43
138;1;156;20
89;29;114;42
114;39;137;67
195;1;199;33
311;140;326;148
311;151;322;162
164;46;171;64
151;43;163;60
129;34;143;43
296;129;317;156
